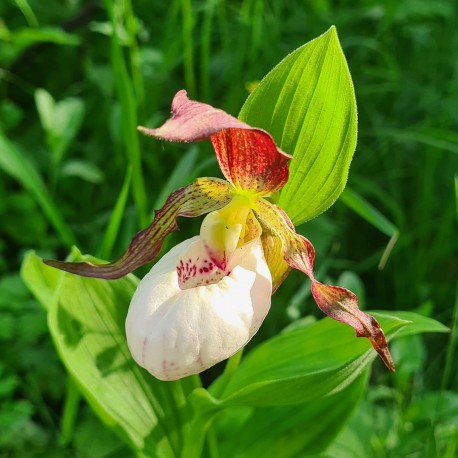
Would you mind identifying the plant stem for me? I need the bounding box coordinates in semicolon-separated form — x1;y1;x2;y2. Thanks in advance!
200;0;216;101
182;412;218;458
441;176;458;390
59;376;81;446
181;0;196;97
104;0;148;228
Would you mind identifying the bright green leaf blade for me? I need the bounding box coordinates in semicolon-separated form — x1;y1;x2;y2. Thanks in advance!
239;26;357;225
0;130;75;246
214;311;446;407
216;371;368;458
21;251;196;457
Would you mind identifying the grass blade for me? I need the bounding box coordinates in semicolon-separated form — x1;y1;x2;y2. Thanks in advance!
98;166;132;260
103;0;148;228
0;130;75;246
340;187;399;269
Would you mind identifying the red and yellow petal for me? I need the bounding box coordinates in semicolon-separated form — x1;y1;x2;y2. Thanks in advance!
44;178;232;279
260;233;291;293
211;128;290;195
139;90;291;196
253;198;315;278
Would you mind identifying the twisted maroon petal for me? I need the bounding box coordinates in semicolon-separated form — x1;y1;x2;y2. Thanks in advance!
44;178;232;279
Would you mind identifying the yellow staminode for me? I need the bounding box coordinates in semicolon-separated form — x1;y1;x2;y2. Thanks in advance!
200;195;255;266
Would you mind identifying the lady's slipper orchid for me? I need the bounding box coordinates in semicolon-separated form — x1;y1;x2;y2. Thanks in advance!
45;90;395;378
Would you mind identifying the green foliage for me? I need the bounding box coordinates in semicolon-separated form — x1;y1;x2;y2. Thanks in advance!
22;250;198;457
0;131;75;246
1;0;457;456
21;250;447;457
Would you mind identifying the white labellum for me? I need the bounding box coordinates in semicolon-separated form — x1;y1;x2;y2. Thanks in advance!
125;235;272;381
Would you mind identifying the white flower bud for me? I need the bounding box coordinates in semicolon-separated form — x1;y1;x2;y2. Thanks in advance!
125;235;272;381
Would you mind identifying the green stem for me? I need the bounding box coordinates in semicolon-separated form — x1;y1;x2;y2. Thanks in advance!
181;0;196;97
124;0;145;115
14;0;39;27
441;176;458;390
200;0;216;101
206;426;220;458
59;376;81;446
441;279;458;391
104;0;148;228
182;412;218;458
209;349;243;399
98;166;132;260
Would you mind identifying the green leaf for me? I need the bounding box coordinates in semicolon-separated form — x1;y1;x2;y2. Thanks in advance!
35;89;85;169
239;26;357;225
21;250;198;457
215;371;368;458
60;160;104;184
378;311;449;338
0;130;75;246
212;311;446;407
1;26;81;65
21;252;61;311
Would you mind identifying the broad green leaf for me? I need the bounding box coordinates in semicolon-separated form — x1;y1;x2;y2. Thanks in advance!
21;251;197;457
0;130;75;246
21;252;60;311
213;311;447;407
215;371;368;458
239;26;357;225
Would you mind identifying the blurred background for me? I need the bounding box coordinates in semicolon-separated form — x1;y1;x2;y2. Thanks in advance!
0;0;457;456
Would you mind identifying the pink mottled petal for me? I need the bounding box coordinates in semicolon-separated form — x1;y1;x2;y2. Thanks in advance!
44;178;232;279
138;89;251;142
139;90;291;195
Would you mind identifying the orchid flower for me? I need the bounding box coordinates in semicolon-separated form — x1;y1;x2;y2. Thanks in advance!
45;90;395;380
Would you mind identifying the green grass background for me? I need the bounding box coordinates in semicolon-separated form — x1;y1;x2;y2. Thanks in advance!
0;0;457;456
